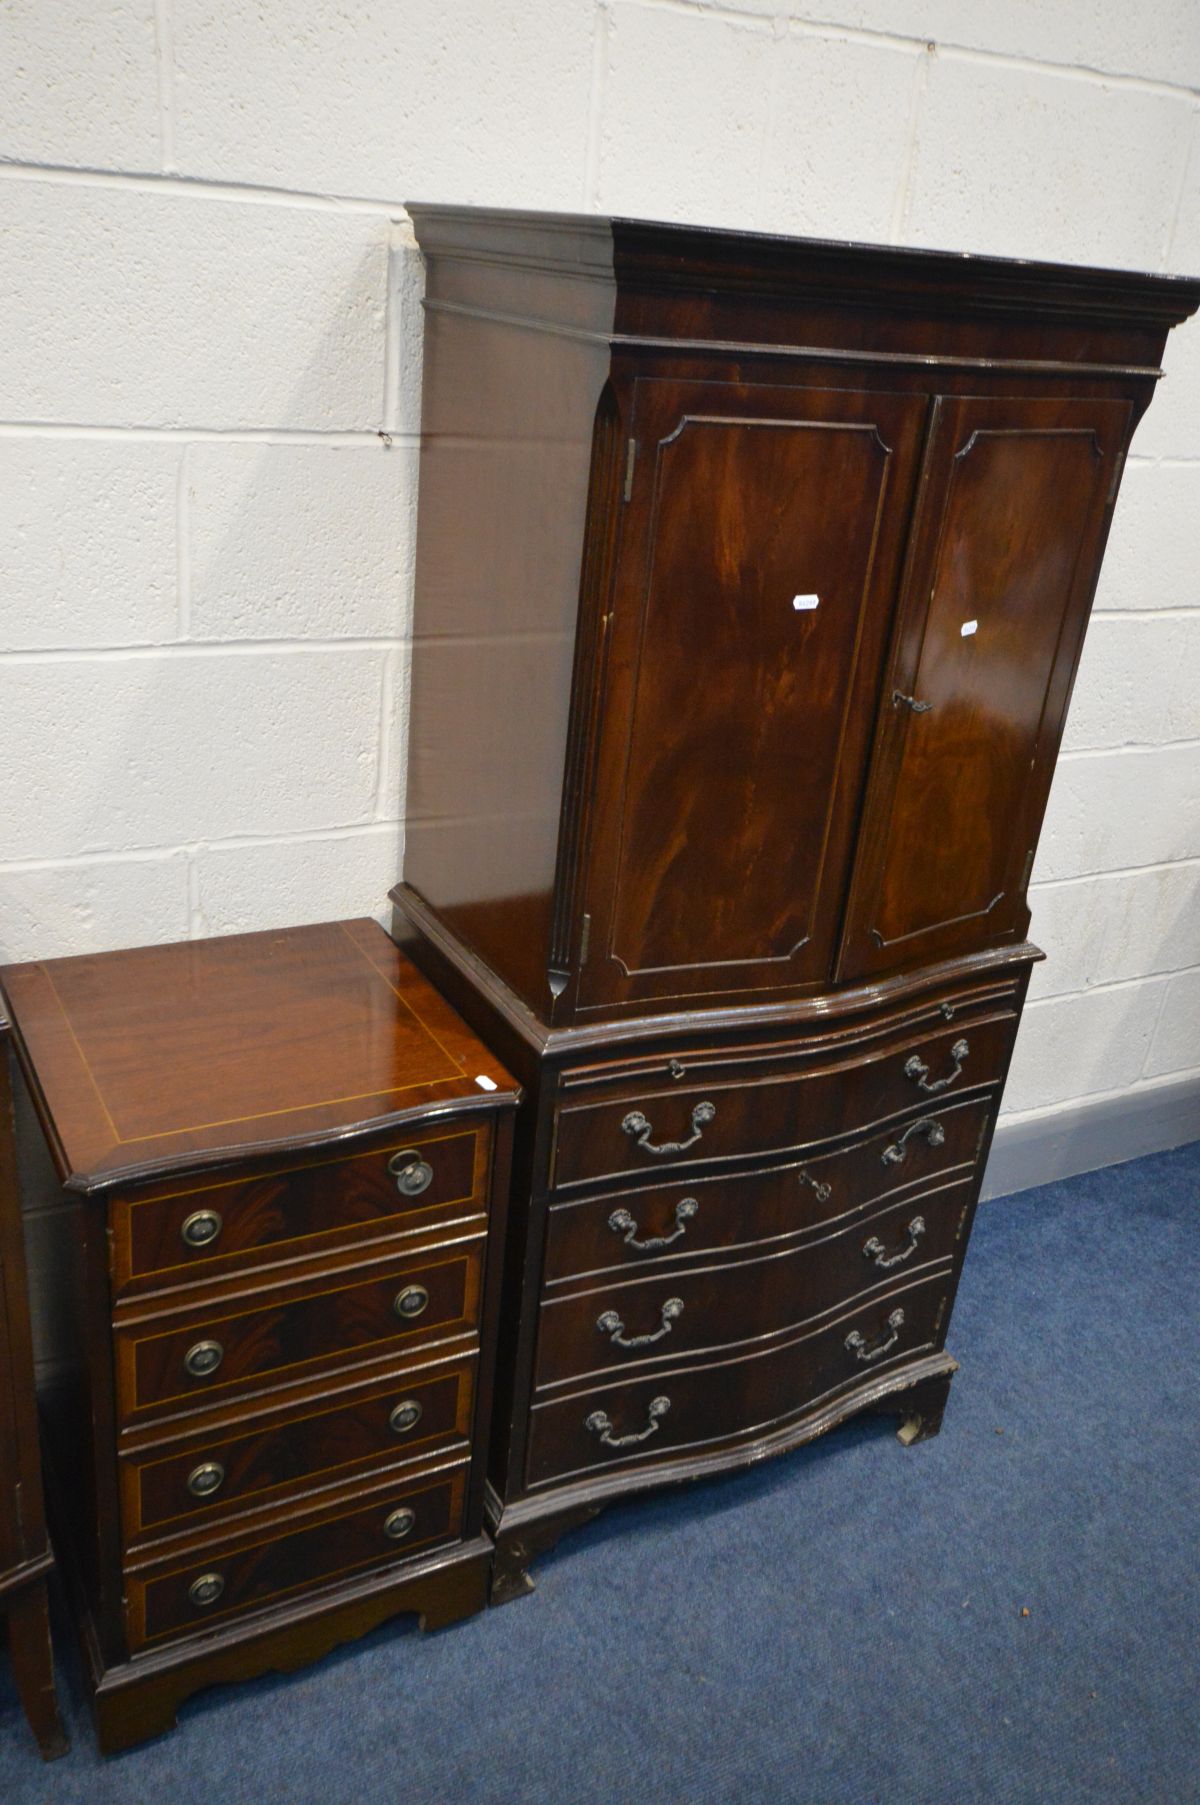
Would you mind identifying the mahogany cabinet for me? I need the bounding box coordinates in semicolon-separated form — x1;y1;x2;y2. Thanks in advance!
389;207;1200;1601
0;1018;67;1759
0;921;518;1751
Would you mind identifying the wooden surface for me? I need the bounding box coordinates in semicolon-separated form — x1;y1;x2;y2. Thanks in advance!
394;207;1198;1603
577;376;929;1012
0;1022;68;1759
0;918;517;1191
4;923;519;1751
401;206;1200;1030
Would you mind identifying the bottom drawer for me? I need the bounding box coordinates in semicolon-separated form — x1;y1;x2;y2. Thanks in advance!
125;1465;467;1648
526;1272;948;1489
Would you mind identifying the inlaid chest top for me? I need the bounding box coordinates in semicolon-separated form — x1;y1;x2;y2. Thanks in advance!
0;919;518;1192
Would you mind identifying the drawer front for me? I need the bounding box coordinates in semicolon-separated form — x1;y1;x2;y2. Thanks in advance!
111;1125;486;1295
552;1008;1017;1192
535;1181;967;1390
527;1273;947;1489
127;1467;467;1648
544;1093;992;1285
122;1355;476;1546
116;1245;483;1421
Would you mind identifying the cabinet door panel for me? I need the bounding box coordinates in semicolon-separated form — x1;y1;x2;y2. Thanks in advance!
577;378;928;1012
837;393;1132;981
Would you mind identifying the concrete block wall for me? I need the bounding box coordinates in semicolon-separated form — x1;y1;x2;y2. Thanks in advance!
2;1;1198;1157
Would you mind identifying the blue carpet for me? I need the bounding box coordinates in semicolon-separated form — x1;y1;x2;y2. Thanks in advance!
2;1143;1197;1804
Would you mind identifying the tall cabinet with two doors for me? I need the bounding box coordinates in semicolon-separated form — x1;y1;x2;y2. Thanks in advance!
390;208;1199;1599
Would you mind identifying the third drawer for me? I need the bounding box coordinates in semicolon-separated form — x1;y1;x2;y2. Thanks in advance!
119;1348;477;1549
534;1173;971;1390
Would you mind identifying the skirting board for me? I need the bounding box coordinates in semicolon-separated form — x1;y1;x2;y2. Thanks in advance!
982;1074;1200;1200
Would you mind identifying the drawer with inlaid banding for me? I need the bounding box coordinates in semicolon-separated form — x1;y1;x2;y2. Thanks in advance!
113;1239;485;1424
534;1175;967;1390
550;990;1019;1191
118;1350;478;1549
123;1463;468;1650
109;1124;490;1299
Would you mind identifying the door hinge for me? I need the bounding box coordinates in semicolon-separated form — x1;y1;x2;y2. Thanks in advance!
579;913;591;964
623;439;637;502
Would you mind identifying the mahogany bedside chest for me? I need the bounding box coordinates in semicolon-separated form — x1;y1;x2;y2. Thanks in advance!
0;919;518;1753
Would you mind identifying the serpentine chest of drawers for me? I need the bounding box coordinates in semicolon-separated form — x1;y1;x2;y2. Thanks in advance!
389;206;1200;1603
0;919;518;1751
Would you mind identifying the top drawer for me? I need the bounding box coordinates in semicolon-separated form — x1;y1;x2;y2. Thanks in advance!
551;988;1019;1192
110;1123;489;1296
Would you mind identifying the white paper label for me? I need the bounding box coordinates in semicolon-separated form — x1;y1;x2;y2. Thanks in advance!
792;594;819;611
475;1074;498;1091
961;619;978;637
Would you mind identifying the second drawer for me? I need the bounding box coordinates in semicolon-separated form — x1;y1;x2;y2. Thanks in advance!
543;1093;992;1286
534;1176;971;1390
114;1240;484;1422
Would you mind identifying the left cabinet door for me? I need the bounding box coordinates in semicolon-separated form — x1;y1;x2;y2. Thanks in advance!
574;376;929;1014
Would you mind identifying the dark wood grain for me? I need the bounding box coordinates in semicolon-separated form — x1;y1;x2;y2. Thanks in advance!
3;924;519;1751
113;1122;485;1297
525;1268;949;1489
128;1465;467;1648
400;206;1199;1031
576;377;929;1012
551;1006;1017;1190
0;919;518;1190
542;1091;991;1285
387;201;1198;1610
117;1240;484;1420
392;205;1198;1602
91;1536;491;1756
838;393;1134;978
0;1026;68;1759
123;1355;475;1545
534;1177;969;1389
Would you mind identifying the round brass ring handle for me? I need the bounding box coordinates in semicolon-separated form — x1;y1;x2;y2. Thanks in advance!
393;1285;429;1321
388;1399;423;1435
181;1208;222;1249
383;1507;416;1541
183;1339;224;1379
186;1460;226;1499
188;1572;225;1609
388;1150;433;1197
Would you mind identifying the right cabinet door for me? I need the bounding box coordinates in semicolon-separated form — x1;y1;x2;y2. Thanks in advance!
837;392;1133;982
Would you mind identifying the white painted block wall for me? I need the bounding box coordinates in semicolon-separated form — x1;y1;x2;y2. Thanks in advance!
2;1;1198;1149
